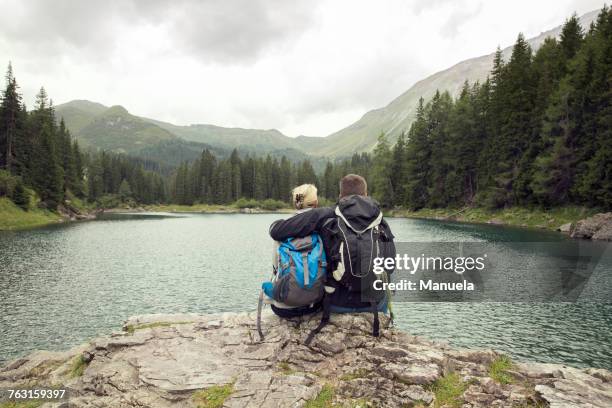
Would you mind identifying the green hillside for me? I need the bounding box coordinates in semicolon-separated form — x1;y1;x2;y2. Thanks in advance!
55;99;107;132
56;102;315;162
75;105;177;153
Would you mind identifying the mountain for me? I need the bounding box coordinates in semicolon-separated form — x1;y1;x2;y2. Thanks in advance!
56;9;599;160
308;10;599;157
75;105;178;153
55;101;313;163
55;99;107;133
55;102;224;166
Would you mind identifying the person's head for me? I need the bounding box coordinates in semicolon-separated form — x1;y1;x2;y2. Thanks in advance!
292;184;318;210
339;174;367;198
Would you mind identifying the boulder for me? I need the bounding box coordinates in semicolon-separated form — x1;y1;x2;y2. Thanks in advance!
1;312;611;407
558;222;573;233
571;212;612;241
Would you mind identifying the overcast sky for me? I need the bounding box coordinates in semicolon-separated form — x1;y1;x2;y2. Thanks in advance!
0;0;605;137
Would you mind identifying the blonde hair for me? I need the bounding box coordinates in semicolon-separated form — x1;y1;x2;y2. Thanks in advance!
292;184;318;210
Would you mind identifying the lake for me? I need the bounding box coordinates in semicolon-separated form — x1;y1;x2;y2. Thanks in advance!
0;212;611;369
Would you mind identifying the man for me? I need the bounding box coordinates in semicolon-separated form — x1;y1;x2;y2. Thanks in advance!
269;174;396;341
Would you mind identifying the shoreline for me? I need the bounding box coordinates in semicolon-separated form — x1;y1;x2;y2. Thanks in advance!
1;198;605;238
386;206;599;233
117;204;293;215
0;201;294;232
1;312;610;407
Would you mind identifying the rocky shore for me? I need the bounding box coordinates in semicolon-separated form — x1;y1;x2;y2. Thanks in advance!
1;312;611;407
567;212;612;241
57;203;100;222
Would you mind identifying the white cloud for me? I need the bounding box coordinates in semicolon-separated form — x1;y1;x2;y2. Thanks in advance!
0;0;605;136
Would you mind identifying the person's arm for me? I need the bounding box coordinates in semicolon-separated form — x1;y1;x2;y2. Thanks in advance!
269;207;334;241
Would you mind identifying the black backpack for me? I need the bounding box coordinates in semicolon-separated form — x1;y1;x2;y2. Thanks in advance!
305;205;395;345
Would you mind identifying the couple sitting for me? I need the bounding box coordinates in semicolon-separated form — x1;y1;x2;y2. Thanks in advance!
259;174;396;344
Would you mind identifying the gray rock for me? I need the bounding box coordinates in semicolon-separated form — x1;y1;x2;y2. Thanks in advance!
398;384;434;404
571;212;612;240
558;222;573;233
1;311;611;408
379;361;441;385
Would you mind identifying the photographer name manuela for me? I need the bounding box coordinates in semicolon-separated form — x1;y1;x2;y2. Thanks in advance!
374;279;475;291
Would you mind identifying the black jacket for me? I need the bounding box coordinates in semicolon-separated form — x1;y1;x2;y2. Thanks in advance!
269;207;335;241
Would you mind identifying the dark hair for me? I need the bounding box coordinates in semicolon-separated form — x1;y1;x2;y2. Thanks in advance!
339;174;367;198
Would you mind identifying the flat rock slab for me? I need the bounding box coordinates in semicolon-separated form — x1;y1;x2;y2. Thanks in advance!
1;311;611;407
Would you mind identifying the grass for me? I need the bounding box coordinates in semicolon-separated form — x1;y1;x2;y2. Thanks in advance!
343;398;374;408
514;402;548;408
277;361;296;375
0;401;44;408
0;197;61;231
339;368;371;381
305;384;335;408
28;360;63;378
428;372;467;408
489;355;514;384
192;382;234;408
124;321;194;334
69;355;89;378
389;205;597;231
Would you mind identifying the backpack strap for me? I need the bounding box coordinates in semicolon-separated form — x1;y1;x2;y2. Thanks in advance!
304;292;331;346
257;289;265;341
371;300;380;337
272;241;280;275
382;271;394;327
302;252;309;286
335;206;383;234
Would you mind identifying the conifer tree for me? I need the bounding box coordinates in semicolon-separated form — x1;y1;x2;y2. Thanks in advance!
559;14;584;61
371;132;394;207
405;98;431;209
12;179;29;210
0;63;23;173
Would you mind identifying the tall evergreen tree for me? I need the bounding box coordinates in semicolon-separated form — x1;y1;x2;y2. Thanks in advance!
0;63;23;172
371;132;394;207
405;98;431;209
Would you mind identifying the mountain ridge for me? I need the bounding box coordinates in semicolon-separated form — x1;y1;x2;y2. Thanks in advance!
55;9;599;160
312;9;599;157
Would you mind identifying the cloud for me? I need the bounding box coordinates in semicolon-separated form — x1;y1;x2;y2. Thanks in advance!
0;0;605;137
162;0;315;63
0;0;315;64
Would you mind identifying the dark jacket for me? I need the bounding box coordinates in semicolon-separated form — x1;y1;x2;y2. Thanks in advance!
269;195;395;309
269;207;335;241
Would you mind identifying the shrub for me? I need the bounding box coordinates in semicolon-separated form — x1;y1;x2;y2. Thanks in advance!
0;169;17;197
12;181;30;211
234;198;260;209
261;199;287;210
97;194;121;209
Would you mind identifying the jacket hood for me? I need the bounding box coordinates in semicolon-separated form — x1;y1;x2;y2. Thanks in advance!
336;195;382;231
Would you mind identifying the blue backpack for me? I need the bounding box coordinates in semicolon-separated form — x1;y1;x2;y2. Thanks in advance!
262;234;327;306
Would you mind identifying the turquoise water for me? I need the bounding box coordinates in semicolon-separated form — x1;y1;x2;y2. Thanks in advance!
0;213;610;369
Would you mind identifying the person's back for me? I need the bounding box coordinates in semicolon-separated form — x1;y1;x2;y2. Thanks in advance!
261;184;327;319
320;193;395;313
268;174;396;342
